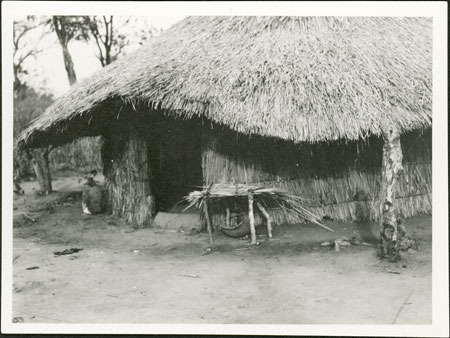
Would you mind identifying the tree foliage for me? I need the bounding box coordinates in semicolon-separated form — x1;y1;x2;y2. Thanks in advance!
86;16;117;66
78;16;159;67
13;85;55;179
14;86;54;137
13;17;55;188
13;16;52;92
50;16;90;44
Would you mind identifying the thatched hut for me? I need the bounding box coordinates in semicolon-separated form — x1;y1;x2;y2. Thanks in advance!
17;17;432;246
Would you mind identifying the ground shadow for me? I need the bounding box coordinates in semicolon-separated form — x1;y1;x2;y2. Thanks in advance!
354;220;379;244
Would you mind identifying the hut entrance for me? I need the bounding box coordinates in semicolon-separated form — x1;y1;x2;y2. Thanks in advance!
146;114;203;212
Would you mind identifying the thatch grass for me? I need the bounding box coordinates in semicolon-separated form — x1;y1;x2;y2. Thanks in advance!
17;16;432;149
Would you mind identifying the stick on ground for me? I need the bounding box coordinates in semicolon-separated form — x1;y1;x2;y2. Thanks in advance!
392;290;414;324
23;214;36;222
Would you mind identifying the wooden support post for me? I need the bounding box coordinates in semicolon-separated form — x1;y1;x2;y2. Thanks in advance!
248;190;256;245
203;198;214;246
379;127;405;261
226;207;231;228
256;202;272;238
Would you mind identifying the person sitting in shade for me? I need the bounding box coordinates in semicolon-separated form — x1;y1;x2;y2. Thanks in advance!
82;170;102;215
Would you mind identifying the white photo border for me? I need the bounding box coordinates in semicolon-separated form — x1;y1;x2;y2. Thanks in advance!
2;1;448;336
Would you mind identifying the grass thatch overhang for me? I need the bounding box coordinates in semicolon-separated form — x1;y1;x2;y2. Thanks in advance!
17;16;432;149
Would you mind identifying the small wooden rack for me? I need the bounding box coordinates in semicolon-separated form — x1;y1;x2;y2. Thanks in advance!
184;183;332;246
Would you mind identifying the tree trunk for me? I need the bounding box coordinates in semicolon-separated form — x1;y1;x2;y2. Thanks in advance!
52;16;77;86
27;148;53;194
102;125;155;228
61;43;77;85
378;127;405;261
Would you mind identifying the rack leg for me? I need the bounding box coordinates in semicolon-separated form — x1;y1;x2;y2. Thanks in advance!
203;199;214;246
248;191;256;245
257;202;272;238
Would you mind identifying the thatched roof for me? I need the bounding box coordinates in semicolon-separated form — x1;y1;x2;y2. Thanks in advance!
17;16;432;149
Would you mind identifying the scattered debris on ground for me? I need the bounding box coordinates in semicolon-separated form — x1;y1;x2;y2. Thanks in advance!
23;214;37;222
53;248;83;256
100;292;119;298
178;274;201;278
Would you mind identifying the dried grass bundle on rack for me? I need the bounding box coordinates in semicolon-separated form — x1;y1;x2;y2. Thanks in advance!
184;183;333;239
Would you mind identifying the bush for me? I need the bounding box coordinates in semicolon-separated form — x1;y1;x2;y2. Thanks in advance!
50;137;103;173
14;86;102;178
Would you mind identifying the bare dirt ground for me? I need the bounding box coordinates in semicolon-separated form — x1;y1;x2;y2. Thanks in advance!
11;175;432;324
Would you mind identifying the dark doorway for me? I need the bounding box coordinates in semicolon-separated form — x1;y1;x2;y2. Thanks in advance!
146;113;203;212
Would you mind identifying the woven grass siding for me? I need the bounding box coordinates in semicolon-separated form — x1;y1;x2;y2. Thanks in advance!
203;128;431;227
102;113;155;227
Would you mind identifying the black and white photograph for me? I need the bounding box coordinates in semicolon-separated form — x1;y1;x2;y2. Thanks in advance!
2;1;448;336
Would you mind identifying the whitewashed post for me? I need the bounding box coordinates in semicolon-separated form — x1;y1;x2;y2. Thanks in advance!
379;127;406;260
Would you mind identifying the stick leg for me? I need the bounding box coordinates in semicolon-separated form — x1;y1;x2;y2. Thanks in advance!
226;207;231;227
257;202;272;238
203;199;214;246
248;190;256;245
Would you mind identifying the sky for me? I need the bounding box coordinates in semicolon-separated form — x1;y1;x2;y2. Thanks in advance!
21;15;185;97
